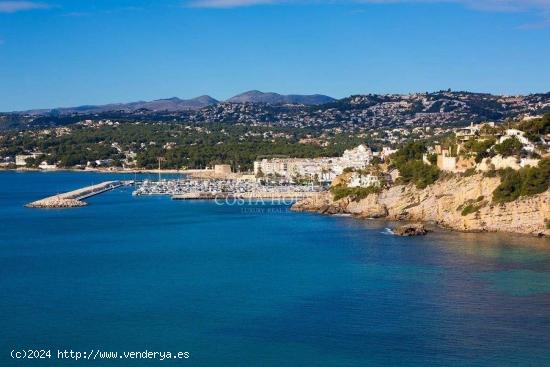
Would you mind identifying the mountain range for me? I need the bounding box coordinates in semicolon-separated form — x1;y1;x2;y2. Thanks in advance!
3;91;548;132
226;90;335;105
18;91;335;115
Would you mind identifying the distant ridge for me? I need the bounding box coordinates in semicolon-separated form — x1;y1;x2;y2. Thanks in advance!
22;95;219;115
16;91;336;115
226;90;336;105
13;90;548;117
3;91;549;131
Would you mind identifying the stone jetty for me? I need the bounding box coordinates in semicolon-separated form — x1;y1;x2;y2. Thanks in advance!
26;181;131;208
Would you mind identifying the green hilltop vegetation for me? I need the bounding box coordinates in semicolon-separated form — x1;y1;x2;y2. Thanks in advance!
0;122;368;170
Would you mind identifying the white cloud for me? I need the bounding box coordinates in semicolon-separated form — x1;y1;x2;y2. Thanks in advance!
360;0;550;28
187;0;276;7
185;0;550;28
0;1;50;13
186;0;550;13
361;0;550;13
61;11;92;17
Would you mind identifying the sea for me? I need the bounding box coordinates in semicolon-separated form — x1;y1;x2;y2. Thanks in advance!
0;171;549;367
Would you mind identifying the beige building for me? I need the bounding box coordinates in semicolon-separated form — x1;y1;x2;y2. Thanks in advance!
214;164;232;175
15;153;42;166
424;146;475;173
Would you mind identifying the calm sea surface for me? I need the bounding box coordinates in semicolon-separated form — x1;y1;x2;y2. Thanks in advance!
1;171;549;367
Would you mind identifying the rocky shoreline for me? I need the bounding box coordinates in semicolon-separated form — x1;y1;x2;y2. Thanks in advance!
291;174;550;238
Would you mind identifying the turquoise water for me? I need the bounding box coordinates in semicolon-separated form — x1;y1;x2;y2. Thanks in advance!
1;171;549;366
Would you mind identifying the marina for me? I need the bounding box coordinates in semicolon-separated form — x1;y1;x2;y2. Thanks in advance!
25;177;324;208
133;179;325;201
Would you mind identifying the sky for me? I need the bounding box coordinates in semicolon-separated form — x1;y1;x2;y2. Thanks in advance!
0;0;549;111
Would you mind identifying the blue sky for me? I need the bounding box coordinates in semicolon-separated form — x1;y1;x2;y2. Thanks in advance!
0;0;549;111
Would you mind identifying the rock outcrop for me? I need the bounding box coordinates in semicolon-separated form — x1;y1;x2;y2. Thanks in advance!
291;174;550;237
393;223;428;236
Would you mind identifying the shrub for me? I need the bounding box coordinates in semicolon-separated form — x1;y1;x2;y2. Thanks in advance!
461;204;477;216
520;158;550;197
458;197;487;216
492;158;550;203
392;141;427;162
427;153;437;165
483;169;497;178
492;168;522;203
517;114;550;142
396;160;440;189
462;202;486;216
342;167;355;174
463;168;477;177
330;184;381;202
492;137;523;157
463;137;496;155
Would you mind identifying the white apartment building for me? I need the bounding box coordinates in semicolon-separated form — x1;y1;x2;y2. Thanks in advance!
254;145;374;182
340;145;373;168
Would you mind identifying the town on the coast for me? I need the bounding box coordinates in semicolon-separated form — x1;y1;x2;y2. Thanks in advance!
1;92;549;236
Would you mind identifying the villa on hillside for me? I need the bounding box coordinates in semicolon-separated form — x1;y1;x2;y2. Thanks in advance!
347;171;392;188
424;124;547;173
454;122;495;142
499;129;536;152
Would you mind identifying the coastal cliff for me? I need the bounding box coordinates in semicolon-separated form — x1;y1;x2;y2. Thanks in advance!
291;174;550;237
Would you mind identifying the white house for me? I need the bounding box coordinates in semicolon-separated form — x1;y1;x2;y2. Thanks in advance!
39;161;57;170
499;129;535;152
348;173;385;188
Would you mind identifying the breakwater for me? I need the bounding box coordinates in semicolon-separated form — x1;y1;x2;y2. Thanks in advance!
26;180;132;208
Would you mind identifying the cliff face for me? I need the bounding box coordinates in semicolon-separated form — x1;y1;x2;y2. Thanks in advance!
291;174;550;237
